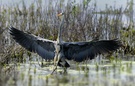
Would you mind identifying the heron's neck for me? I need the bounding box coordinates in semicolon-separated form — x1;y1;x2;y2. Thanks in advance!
57;16;64;44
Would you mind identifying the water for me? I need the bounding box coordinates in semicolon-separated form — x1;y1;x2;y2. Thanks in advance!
4;59;135;86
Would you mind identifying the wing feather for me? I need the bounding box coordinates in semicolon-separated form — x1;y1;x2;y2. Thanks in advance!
9;27;55;60
63;40;122;62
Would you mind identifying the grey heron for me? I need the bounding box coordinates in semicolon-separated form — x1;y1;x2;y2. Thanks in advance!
9;12;122;74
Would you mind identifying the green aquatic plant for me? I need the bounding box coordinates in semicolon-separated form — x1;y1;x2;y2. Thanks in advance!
34;67;36;74
27;51;32;58
45;75;49;84
7;77;15;86
109;55;115;63
126;62;132;73
95;63;99;72
121;65;125;72
21;72;24;81
28;75;32;86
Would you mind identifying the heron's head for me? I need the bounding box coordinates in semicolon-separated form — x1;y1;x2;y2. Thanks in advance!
57;12;64;17
57;12;64;20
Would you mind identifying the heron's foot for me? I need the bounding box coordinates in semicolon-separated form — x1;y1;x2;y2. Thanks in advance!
62;70;67;75
63;68;67;74
58;67;67;74
51;66;57;75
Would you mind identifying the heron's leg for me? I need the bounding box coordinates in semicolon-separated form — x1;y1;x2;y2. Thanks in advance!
63;67;67;74
41;58;43;67
51;55;57;74
53;54;57;66
51;66;57;74
51;54;60;74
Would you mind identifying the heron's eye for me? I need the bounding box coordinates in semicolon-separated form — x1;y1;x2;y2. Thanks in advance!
61;13;64;15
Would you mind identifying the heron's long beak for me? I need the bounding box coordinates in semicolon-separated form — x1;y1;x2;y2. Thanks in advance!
57;13;63;17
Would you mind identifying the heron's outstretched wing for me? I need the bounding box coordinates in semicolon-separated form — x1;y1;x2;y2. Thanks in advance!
9;27;55;60
63;39;122;62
